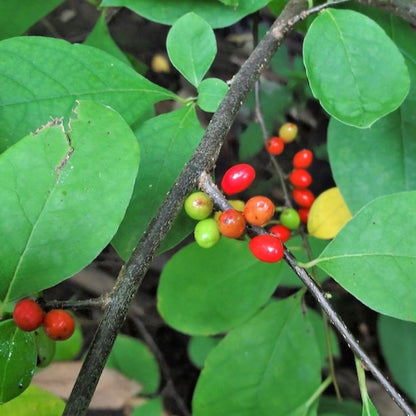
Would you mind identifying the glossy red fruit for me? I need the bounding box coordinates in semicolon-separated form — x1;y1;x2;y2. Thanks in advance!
292;188;315;208
279;122;298;143
298;207;310;223
221;164;256;195
13;299;44;331
244;196;275;226
218;209;246;238
43;310;75;341
265;136;285;155
293;149;313;169
289;169;312;188
269;224;291;243
249;235;284;262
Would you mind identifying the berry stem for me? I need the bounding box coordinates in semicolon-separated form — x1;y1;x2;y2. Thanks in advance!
201;171;414;416
63;3;313;414
283;248;415;416
42;295;110;312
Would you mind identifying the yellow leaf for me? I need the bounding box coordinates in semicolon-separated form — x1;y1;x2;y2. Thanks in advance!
307;187;352;239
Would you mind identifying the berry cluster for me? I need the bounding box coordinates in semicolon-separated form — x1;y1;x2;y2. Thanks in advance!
264;122;315;224
184;122;315;264
13;298;75;341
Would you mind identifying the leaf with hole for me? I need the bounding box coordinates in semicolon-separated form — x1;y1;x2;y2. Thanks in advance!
303;9;409;127
314;192;416;322
0;101;139;304
0;36;174;151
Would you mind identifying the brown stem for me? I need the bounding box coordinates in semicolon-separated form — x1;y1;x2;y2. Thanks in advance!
354;0;416;25
62;1;310;414
200;172;415;416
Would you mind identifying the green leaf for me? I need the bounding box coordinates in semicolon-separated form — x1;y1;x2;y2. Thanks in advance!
0;101;139;304
197;78;229;112
0;36;174;151
378;314;416;403
0;384;65;415
303;9;409;127
328;111;416;214
84;11;132;67
318;396;362;416
280;235;328;287
307;309;340;366
106;334;160;394
53;324;83;361
167;13;216;87
362;399;379;416
314;192;416;322
34;329;56;368
239;123;264;159
192;296;321;416
112;105;203;260
100;0;270;28
327;12;416;214
0;320;37;404
0;0;64;40
217;0;239;6
188;336;221;368
157;238;283;336
130;397;163;416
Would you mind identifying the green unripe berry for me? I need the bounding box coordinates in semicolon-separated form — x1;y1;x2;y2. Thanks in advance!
280;208;301;230
184;191;213;220
194;218;220;248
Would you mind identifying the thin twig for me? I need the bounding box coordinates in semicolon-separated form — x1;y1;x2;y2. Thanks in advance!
62;0;414;414
284;250;415;416
200;172;415;416
62;1;310;414
132;318;191;416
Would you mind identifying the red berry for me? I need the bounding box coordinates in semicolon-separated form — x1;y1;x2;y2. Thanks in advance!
249;235;284;262
292;188;315;208
298;207;310;223
13;299;44;331
218;209;246;238
289;169;312;188
43;310;75;341
293;149;313;169
221;164;256;195
265;137;285;155
244;196;275;226
269;224;291;243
